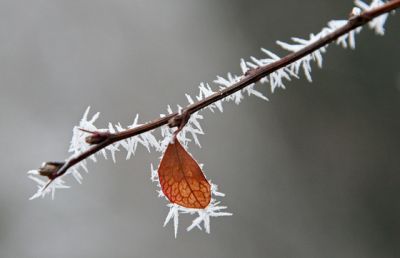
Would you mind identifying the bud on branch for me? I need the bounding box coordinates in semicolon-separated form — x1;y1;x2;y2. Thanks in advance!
79;128;112;145
38;162;64;179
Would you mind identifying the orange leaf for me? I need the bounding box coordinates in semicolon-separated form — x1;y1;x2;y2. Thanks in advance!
158;139;211;209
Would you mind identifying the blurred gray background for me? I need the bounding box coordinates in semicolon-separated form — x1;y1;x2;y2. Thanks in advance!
0;0;399;257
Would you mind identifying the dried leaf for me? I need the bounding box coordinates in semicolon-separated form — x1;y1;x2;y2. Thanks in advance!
158;140;211;209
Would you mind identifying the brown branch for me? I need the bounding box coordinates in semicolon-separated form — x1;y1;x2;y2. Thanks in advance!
38;0;400;186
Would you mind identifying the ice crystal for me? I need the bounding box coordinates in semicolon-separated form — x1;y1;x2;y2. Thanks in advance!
28;170;70;200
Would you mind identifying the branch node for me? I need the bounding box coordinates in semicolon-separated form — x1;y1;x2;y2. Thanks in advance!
168;110;190;129
244;67;261;77
349;10;373;24
79;128;111;145
38;162;64;179
169;109;191;139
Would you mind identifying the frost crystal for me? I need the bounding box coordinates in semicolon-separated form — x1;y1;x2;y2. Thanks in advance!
28;170;70;200
28;0;393;235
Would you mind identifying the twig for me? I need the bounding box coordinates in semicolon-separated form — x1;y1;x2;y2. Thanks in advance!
39;0;400;186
